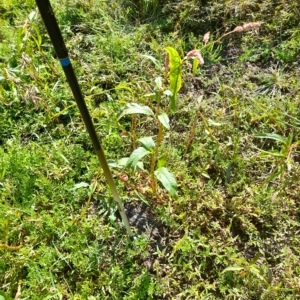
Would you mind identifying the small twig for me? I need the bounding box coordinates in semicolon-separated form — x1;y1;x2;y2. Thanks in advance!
182;107;218;159
71;181;97;225
0;243;22;251
14;276;22;300
182;110;200;159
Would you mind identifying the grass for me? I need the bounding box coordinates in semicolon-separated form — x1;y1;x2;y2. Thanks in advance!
1;0;300;299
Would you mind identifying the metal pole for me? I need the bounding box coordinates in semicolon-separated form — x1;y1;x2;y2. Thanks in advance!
35;0;133;237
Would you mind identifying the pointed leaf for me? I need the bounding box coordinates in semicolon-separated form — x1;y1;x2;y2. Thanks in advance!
136;161;145;171
158;113;170;130
115;82;134;94
222;266;244;273
163;89;173;96
255;133;287;143
113;157;144;170
154;167;177;198
155;77;162;89
70;182;89;191
107;159;119;168
208;119;223;126
138;136;155;150
118;157;130;167
249;252;261;265
140;54;160;67
165;47;182;110
249;266;267;282
144;92;156;97
157;155;167;168
118;103;154;120
0;291;12;300
107;158;129;169
258;149;285;158
126;147;150;169
192;58;199;75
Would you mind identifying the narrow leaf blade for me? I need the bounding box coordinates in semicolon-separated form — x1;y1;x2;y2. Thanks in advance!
222;266;244;273
255;133;287;143
118;103;154;120
141;54;159;67
70;182;89;191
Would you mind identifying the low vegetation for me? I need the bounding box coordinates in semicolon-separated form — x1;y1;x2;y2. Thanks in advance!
1;0;299;299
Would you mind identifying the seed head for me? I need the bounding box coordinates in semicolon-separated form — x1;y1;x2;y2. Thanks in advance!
185;50;204;65
233;22;262;32
162;52;170;72
203;32;210;45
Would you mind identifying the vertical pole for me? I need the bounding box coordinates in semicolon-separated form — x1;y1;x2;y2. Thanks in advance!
35;0;133;237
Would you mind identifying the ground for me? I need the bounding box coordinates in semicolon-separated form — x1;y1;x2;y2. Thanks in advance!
0;0;300;299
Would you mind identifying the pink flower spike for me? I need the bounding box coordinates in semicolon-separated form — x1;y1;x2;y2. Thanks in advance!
233;26;244;32
163;52;170;72
203;32;210;45
185;50;204;65
185;61;192;69
233;22;262;32
242;22;261;31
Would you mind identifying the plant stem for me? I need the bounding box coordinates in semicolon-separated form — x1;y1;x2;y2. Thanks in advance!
71;181;97;225
182;110;200;159
150;121;164;194
131;114;137;150
182;108;219;159
195;30;236;51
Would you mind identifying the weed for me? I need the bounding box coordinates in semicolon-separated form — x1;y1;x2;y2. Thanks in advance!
116;77;178;199
1;0;300;298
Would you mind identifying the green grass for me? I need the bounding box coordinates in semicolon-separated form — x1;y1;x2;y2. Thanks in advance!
1;0;300;299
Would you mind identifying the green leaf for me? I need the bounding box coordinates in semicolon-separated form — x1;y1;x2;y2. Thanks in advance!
208;119;223;126
118;103;154;120
138;137;155;150
165;47;182;111
144;92;156;97
154;167;177;198
192;58;199;75
115;82;134;94
249;266;267;282
136;161;144;171
29;11;37;21
126;147;150;169
222;266;244;273
265;170;282;183
249;252;261;265
258;149;285;158
158;113;170;130
70;182;89;191
154;77;162;90
157;155;167;168
118;157;130;167
163;89;173;96
107;159;118;168
140;54;159;67
0;291;13;300
255;133;287;143
107;158;129;169
109;157;144;170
